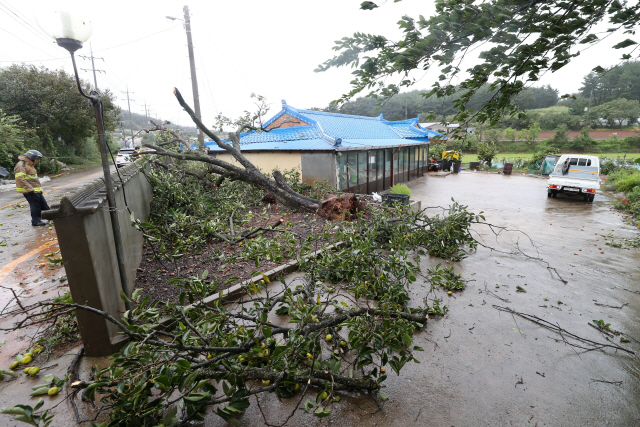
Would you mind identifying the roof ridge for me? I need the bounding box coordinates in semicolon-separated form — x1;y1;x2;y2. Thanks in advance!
298;109;382;121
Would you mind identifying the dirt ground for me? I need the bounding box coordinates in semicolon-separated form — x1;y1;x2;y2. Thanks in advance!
537;129;638;140
2;172;640;426
133;206;331;304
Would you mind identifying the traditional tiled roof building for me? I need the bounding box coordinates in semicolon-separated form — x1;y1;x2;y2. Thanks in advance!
206;100;443;193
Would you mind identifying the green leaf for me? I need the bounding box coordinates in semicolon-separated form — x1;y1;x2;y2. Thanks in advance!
360;1;378;10
175;359;191;370
30;387;51;396
612;39;637;49
378;391;388;401
1;407;28;416
13;415;37;426
120;289;131;303
131;288;142;302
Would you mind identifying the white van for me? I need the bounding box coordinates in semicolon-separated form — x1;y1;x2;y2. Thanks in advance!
547;155;600;202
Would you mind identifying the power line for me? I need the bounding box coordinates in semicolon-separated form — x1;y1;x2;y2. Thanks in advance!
0;26;63;62
0;1;56;46
121;86;136;147
196;49;218;116
79;43;105;89
93;25;180;53
0;56;67;63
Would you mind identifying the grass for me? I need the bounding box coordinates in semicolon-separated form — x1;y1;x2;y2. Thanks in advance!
527;106;569;113
460;152;640;163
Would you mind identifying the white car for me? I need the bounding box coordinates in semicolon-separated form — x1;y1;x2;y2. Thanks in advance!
116;148;140;168
547;155;600;202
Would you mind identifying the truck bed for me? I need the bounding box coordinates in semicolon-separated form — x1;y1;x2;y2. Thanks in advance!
548;165;600;189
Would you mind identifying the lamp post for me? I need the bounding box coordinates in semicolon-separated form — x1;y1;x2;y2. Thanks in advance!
37;6;131;311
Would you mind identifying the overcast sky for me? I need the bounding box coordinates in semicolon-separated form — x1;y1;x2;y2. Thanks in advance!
0;0;631;130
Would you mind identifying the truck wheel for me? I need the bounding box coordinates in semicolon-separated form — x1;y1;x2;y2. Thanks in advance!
552;191;557;198
547;190;552;198
589;194;595;202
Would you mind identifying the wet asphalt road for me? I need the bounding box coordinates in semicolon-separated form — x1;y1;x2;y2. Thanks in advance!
0;165;109;364
0;164;109;278
207;172;640;427
1;171;639;426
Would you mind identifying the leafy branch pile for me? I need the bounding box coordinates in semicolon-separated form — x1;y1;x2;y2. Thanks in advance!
1;199;484;426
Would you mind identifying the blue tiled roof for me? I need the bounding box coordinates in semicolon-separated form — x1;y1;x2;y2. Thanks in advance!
208;139;334;152
205;100;444;152
297;110;400;139
240;125;320;143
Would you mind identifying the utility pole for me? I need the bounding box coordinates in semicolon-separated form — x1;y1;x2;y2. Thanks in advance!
144;100;150;119
79;43;105;89
121;86;135;148
183;5;204;147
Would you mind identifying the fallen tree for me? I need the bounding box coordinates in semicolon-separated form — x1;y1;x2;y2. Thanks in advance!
141;89;322;212
0;201;483;426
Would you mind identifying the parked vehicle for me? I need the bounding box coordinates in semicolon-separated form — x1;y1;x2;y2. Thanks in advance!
115;147;140;168
547;155;600;202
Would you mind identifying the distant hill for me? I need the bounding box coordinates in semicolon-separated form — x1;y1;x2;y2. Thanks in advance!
116;111;199;137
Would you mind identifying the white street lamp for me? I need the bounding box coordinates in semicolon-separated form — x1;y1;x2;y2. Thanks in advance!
37;4;131;310
36;6;92;52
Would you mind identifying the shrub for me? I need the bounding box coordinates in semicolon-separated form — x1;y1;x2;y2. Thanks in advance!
390;183;412;196
615;172;640;194
600;160;619;176
477;140;497;166
527;147;560;166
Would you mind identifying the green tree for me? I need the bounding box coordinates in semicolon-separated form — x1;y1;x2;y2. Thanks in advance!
590;98;640;128
503;127;517;143
519;123;541;146
568;97;590;116
580;61;640;105
484;129;502;144
0;64;119;155
552;123;570;146
569;127;595;152
0;110;38;173
318;1;640;126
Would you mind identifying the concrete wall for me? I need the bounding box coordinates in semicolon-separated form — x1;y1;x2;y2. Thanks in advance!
216;152;301;172
43;163;152;356
301;152;336;187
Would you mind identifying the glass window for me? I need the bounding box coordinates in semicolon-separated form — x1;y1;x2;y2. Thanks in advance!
569;158;578;165
403;147;410;181
578;158;587;166
357;151;368;193
384;148;392;190
376;150;384;192
338;153;347;190
347;152;357;191
587;159;591;166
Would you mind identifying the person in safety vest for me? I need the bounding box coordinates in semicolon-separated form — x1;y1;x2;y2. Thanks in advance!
15;150;50;226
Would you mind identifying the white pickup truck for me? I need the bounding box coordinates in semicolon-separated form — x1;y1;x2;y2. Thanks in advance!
547;154;600;202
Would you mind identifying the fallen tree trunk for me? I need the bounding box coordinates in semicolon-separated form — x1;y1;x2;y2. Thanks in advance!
142;114;322;212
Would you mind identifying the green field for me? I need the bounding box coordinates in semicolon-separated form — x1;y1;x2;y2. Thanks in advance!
527;105;569;113
461;153;640;163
